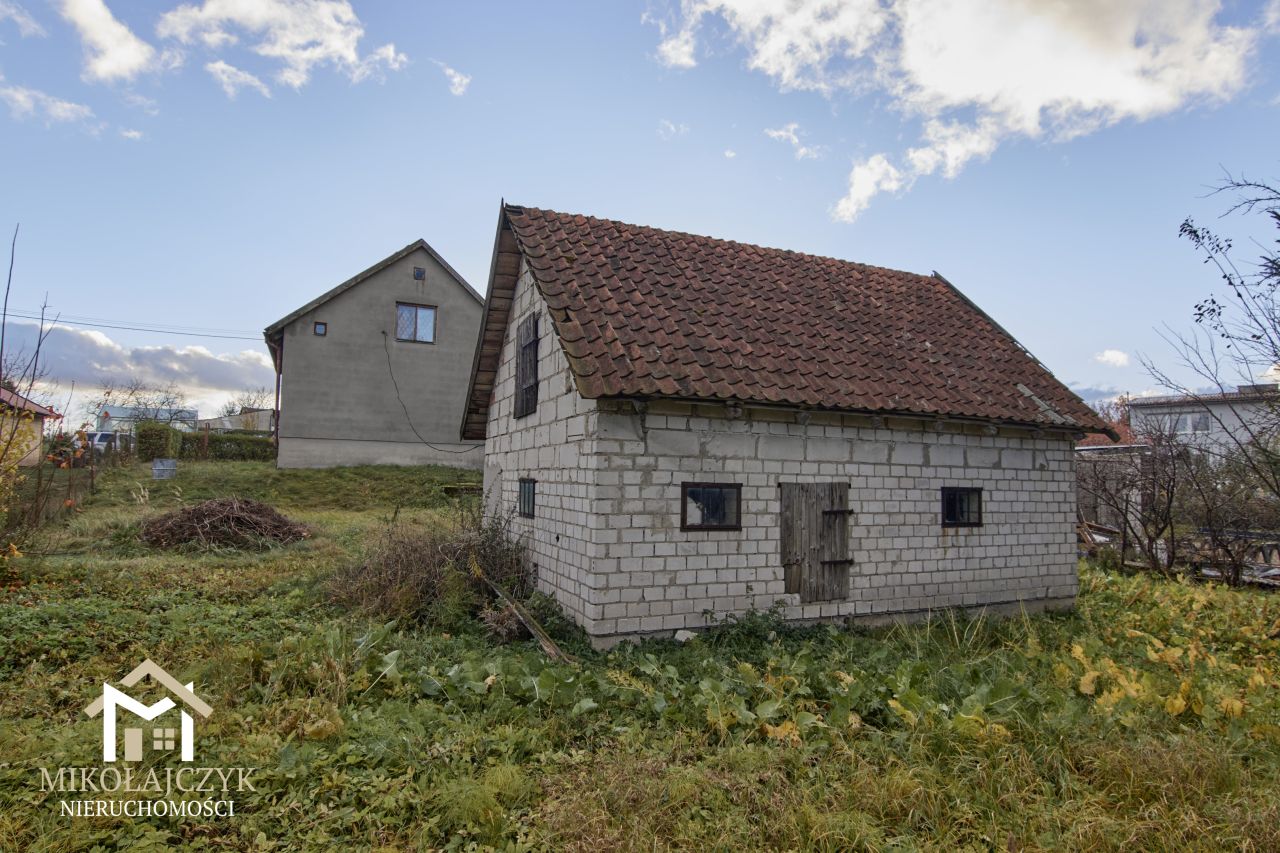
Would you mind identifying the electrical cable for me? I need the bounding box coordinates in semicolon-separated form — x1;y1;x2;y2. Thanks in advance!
380;330;479;453
6;312;260;341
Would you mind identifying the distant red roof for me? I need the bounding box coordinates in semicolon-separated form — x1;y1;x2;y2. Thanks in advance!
463;204;1110;440
0;387;60;419
1077;417;1135;447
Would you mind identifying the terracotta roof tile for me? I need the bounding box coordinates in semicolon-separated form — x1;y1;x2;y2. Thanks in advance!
463;204;1110;439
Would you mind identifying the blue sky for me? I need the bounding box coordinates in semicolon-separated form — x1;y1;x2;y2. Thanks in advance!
2;0;1279;418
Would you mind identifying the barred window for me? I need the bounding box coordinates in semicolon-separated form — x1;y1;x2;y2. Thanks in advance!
518;478;536;518
514;313;540;418
941;487;982;528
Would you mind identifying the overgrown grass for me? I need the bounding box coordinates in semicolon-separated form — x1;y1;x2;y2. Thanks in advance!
1;462;1277;851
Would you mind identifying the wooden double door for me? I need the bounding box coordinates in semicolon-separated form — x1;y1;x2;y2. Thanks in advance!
780;482;853;603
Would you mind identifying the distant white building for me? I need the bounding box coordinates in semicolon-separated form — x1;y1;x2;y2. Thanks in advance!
98;406;199;434
1128;384;1279;450
194;407;274;433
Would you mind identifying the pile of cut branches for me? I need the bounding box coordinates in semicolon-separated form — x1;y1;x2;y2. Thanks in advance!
140;497;308;550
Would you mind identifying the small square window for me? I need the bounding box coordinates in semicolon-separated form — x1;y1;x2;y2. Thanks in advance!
681;482;741;531
518;478;536;518
413;266;426;280
395;302;436;343
313;321;327;336
942;487;982;528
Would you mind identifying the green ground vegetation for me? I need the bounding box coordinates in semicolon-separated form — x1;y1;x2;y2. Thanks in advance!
1;462;1278;851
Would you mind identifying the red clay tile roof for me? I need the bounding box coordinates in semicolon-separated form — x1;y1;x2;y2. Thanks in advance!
1077;418;1135;447
462;204;1110;439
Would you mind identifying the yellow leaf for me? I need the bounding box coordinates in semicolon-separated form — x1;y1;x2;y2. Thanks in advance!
1248;672;1266;690
1071;644;1088;665
763;720;801;746
1079;671;1100;696
888;699;918;728
1220;697;1244;719
1165;695;1187;716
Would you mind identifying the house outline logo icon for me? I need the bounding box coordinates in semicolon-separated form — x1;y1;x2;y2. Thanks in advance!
83;659;213;763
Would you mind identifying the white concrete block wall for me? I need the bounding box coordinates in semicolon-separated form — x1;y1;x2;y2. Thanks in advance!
482;259;599;627
585;401;1078;638
483;280;1080;643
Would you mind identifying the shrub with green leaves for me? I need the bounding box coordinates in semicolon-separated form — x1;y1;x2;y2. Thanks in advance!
134;420;182;461
179;431;275;461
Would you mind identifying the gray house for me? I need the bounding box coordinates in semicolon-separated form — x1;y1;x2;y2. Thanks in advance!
463;204;1111;647
266;240;484;469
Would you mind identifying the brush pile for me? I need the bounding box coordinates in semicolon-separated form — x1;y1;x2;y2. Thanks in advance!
140;497;308;550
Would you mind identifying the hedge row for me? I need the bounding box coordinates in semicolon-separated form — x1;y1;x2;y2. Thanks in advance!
135;421;183;461
179;432;276;462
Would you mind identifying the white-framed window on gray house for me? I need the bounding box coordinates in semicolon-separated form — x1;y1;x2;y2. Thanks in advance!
681;482;742;531
514;313;540;418
396;302;436;343
941;487;982;528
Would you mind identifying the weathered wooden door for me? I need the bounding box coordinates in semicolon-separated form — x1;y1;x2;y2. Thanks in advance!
780;482;852;603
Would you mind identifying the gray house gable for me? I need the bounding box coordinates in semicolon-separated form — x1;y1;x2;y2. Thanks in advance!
264;239;485;470
265;238;483;369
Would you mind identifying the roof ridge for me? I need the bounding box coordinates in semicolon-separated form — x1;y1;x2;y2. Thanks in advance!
506;203;941;284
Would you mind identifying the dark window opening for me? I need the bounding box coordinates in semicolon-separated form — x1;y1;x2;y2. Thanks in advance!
942;487;982;528
518;478;536;518
514;313;540;418
396;302;436;343
681;482;742;531
313;321;327;336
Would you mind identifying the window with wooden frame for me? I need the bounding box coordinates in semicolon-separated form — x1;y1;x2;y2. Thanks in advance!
941;487;982;528
681;482;742;531
395;302;436;343
518;478;536;518
514;313;540;418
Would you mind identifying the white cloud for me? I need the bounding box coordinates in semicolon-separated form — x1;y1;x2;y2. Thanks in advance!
157;0;406;89
657;0;1261;221
0;1;44;37
724;148;736;158
118;127;142;139
433;60;470;95
205;59;270;98
834;154;904;222
1094;349;1131;368
3;320;275;405
657;118;689;139
764;122;823;159
60;0;179;83
0;74;94;124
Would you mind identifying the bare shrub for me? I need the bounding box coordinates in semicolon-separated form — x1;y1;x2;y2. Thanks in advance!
140;498;308;550
328;505;531;626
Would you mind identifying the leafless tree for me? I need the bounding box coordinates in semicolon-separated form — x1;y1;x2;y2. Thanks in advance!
217;386;270;427
1142;172;1280;499
84;378;191;427
1177;449;1280;586
1078;421;1185;574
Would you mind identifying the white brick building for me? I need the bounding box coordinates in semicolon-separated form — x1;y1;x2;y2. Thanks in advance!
463;205;1111;646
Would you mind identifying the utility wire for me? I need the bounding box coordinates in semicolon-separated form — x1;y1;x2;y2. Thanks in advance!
10;306;258;336
381;330;477;454
6;311;261;341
